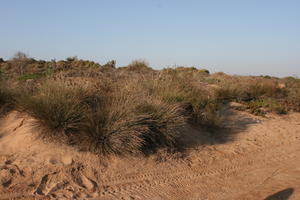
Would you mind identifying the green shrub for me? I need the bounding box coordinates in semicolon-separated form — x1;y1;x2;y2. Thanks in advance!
18;73;43;81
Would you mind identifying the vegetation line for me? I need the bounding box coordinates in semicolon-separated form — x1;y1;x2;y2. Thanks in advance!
0;52;299;155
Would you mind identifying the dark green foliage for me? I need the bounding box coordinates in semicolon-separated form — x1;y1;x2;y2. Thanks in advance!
18;73;43;81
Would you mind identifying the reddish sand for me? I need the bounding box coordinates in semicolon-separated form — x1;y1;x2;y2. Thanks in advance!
0;107;299;200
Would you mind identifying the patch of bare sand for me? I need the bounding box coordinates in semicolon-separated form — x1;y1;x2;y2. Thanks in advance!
0;109;299;200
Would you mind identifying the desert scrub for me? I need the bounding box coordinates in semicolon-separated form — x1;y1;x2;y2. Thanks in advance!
282;77;300;111
285;87;300;112
246;99;287;116
0;81;15;114
118;60;153;74
135;100;186;151
18;79;90;137
81;80;186;155
18;78;187;155
81;95;186;155
127;73;222;128
245;79;286;99
215;85;242;101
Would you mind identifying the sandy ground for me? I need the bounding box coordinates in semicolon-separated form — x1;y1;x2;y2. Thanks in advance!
0;107;299;200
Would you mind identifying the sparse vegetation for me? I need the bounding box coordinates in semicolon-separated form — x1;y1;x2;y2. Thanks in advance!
0;52;299;155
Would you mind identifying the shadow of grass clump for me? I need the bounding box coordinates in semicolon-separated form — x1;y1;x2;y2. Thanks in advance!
264;188;294;200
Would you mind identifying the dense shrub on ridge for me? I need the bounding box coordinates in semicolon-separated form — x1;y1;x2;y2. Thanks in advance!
1;53;300;155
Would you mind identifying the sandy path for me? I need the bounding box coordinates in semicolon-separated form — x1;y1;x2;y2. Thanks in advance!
0;110;299;200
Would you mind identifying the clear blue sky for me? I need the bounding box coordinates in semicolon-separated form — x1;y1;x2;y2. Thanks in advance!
1;0;299;77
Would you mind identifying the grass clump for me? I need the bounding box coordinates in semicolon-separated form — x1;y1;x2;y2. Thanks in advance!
130;73;222;128
215;77;291;115
18;78;186;155
0;81;15;114
82;97;185;155
18;80;88;137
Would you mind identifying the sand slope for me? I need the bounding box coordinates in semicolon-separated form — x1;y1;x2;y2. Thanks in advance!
0;109;299;200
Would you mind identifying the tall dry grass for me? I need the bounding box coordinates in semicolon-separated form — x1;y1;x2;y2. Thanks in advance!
1;53;300;155
0;80;16;115
17;77;187;155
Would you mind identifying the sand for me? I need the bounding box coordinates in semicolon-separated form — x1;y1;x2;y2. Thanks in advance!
0;107;299;200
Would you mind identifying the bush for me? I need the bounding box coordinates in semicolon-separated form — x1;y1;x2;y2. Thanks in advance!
81;96;185;155
285;87;300;112
3;54;300;156
246;80;286;99
129;74;222;128
80;99;146;155
246;99;287;116
18;78;187;155
123;60;153;72
18;80;88;136
0;81;15;114
215;86;241;101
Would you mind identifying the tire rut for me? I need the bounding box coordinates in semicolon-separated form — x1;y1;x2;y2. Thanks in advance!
98;144;300;198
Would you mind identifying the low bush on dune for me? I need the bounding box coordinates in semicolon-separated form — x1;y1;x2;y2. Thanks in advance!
18;80;89;137
117;60;153;74
285;87;300;112
82;97;185;155
0;81;16;114
216;78;286;101
124;73;222;128
2;52;300;155
18;78;186;155
246;99;287;115
214;77;297;115
282;77;300;112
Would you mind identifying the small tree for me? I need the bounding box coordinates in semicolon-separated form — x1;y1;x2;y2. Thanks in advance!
13;51;28;60
12;51;29;75
66;56;78;62
104;60;116;68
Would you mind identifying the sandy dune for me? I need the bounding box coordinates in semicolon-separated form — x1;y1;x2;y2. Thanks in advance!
0;108;299;200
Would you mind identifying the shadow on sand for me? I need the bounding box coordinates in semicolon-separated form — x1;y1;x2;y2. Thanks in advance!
264;188;294;200
177;108;259;150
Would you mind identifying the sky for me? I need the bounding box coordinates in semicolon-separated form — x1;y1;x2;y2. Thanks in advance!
0;0;299;77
